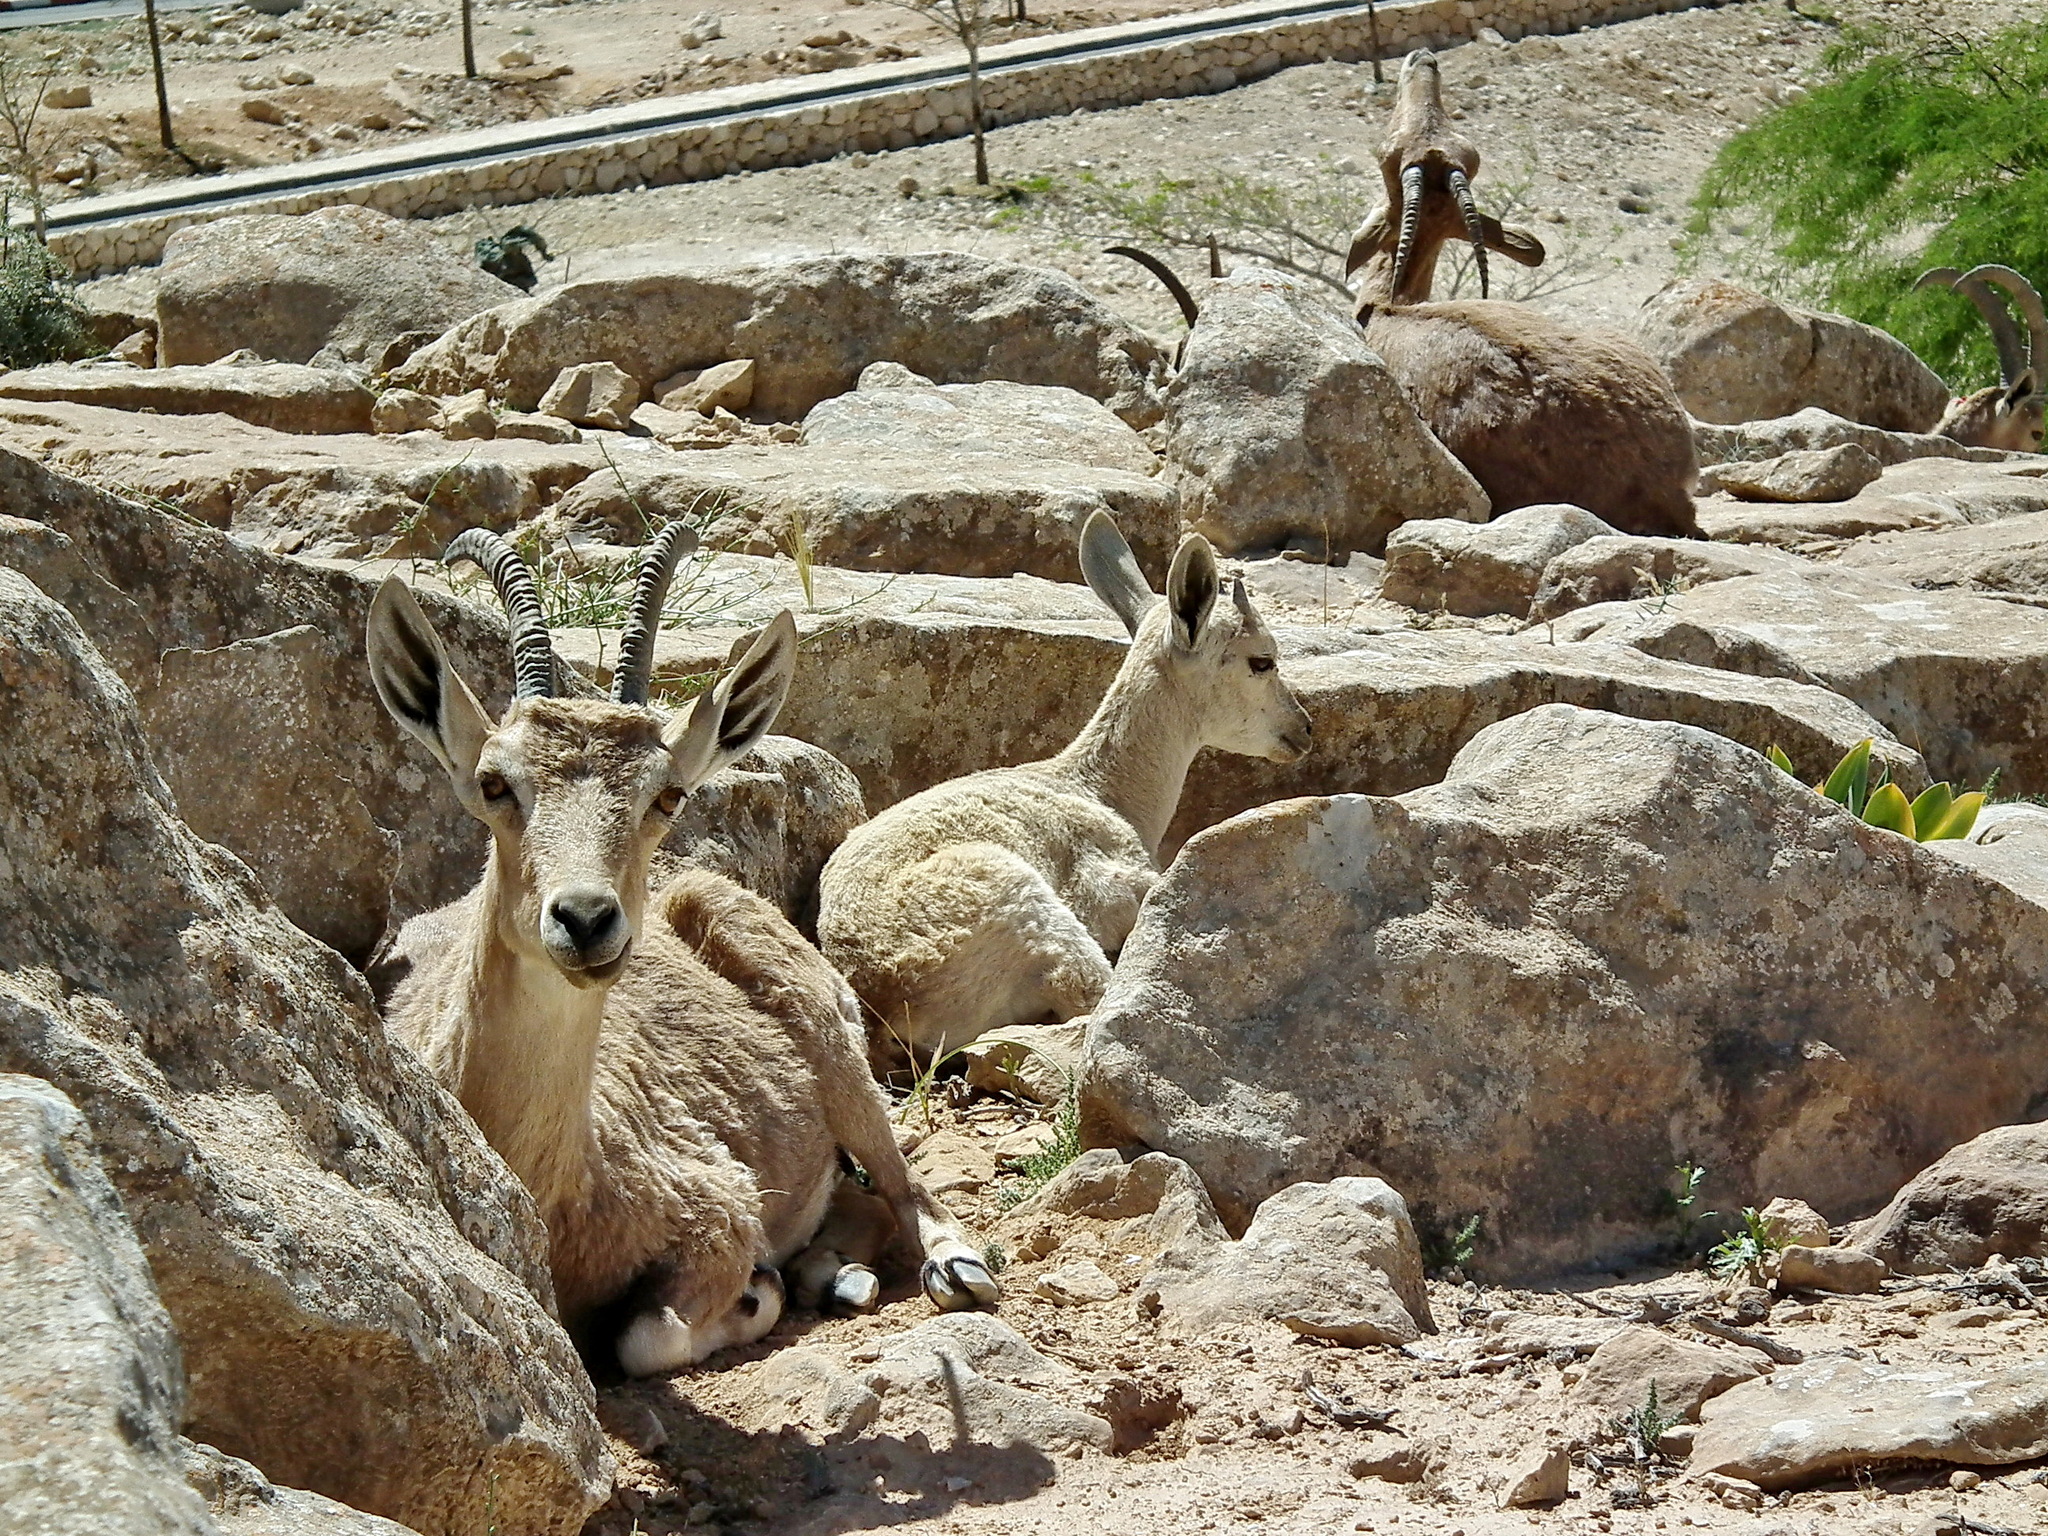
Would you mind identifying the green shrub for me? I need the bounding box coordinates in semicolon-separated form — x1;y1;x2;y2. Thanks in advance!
0;229;87;370
1689;18;2048;390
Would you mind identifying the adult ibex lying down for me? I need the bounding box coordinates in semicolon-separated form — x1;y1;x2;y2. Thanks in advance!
816;512;1311;1060
1346;51;1700;537
1916;264;2045;453
367;526;995;1375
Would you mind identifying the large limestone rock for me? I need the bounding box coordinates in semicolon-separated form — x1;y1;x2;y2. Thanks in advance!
0;570;610;1532
556;433;1179;582
1163;269;1488;556
1526;535;1800;623
1692;406;2013;471
1849;1121;2048;1274
802;370;1158;475
1079;707;2048;1268
1696;450;2048;550
1691;1357;2048;1489
1552;568;2048;792
1571;1327;1762;1422
1383;504;1615;618
0;362;374;435
1641;280;1950;432
1830;508;2048;602
1704;444;1884;503
393;251;1168;426
155;205;521;368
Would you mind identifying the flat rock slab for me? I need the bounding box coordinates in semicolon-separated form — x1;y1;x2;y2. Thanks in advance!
1705;444;1883;504
801;375;1157;475
1698;457;2048;549
0;362;373;435
1691;1357;2048;1490
1079;707;2048;1270
1552;566;2048;791
1829;508;2048;602
1527;534;1802;623
1692;406;2018;471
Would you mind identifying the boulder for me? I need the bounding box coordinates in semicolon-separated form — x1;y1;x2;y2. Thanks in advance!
370;387;440;435
0;570;610;1533
1078;707;2048;1268
155;205;521;367
1500;1446;1570;1508
1775;1243;1886;1293
1006;1147;1227;1255
537;360;638;428
960;1019;1087;1103
392;251;1168;427
1850;1121;2048;1274
1383;504;1615;618
657;356;755;414
1757;1197;1832;1249
1032;1259;1120;1305
801;372;1157;476
1526;535;1799;623
1696;455;2048;550
0;362;374;435
1704;444;1884;503
1691;1357;2048;1490
553;439;1178;582
1691;406;2011;471
1551;568;2048;792
440;388;497;440
1138;1178;1433;1346
1640;280;1950;432
1572;1327;1763;1422
179;1443;420;1535
1163;269;1488;556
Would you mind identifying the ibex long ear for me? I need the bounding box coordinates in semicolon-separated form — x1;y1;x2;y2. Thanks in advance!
2004;368;2039;411
1164;534;1220;653
1481;217;1547;269
1078;510;1154;638
367;577;494;798
1346;208;1391;279
664;610;797;792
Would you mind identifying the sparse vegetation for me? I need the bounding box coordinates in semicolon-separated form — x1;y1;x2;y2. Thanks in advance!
1664;1161;1714;1253
0;222;89;370
1690;17;2048;389
1420;1211;1484;1276
1613;1381;1682;1462
1767;739;1985;841
1707;1206;1784;1285
995;1087;1081;1209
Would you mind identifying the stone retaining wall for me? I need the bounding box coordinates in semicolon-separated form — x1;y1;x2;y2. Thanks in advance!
49;0;1715;276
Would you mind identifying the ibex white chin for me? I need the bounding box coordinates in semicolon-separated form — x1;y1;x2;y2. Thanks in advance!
816;511;1311;1060
366;526;995;1376
1916;265;2046;453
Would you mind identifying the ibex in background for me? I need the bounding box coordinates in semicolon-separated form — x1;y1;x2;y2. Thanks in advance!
366;526;995;1375
1347;50;1701;538
1916;265;2046;453
816;511;1310;1061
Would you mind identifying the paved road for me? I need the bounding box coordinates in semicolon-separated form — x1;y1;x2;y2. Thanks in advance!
0;0;216;31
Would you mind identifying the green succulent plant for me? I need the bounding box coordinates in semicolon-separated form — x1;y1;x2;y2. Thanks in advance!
1766;740;1983;843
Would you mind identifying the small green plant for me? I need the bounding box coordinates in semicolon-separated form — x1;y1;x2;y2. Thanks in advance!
1767;739;1983;842
982;1240;1009;1275
1707;1206;1784;1285
0;222;87;370
996;1086;1082;1210
886;1023;966;1136
1420;1211;1483;1275
1665;1161;1715;1252
1613;1380;1682;1461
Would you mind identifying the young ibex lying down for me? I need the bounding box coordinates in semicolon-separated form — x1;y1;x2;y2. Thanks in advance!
815;512;1311;1059
1346;51;1700;538
1916;265;2045;453
367;526;996;1375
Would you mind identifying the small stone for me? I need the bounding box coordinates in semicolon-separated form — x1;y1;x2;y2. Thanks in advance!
110;330;155;368
237;73;280;90
497;46;535;67
1349;1441;1427;1484
538;361;639;429
898;175;919;198
45;83;91;110
1776;1244;1886;1295
1032;1260;1118;1306
279;67;314;85
439;389;496;440
1951;1470;1983;1491
358;111;391;131
1758;1197;1832;1249
1656;1423;1696;1457
240;97;288;125
857;360;936;390
495;411;579;444
371;388;440;435
655;357;755;416
1706;444;1885;504
1501;1445;1569;1508
1700;1472;1766;1509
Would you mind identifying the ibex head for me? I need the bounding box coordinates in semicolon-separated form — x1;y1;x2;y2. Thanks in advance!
1346;50;1546;310
1078;511;1312;765
1918;265;2046;453
367;527;796;987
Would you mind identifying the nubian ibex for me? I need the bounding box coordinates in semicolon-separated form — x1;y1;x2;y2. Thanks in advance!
1916;265;2046;453
366;526;996;1375
1346;51;1700;537
815;512;1311;1060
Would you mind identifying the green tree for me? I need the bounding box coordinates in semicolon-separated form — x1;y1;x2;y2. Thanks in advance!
1688;17;2048;390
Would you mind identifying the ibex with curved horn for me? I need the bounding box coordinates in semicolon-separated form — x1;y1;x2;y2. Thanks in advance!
367;526;996;1375
1344;51;1699;537
1916;265;2046;453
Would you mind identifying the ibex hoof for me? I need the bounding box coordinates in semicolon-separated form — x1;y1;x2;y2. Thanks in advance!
922;1254;1000;1312
829;1264;882;1313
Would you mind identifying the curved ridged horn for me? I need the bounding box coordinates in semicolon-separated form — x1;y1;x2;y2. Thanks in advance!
1967;264;2048;379
1921;266;2029;385
611;522;702;706
1390;163;1425;301
1447;167;1489;300
1105;246;1200;328
442;528;556;699
1207;232;1225;279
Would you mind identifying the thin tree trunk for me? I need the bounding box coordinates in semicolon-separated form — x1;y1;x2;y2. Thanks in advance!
1368;0;1383;83
143;0;176;153
462;0;478;79
966;48;987;185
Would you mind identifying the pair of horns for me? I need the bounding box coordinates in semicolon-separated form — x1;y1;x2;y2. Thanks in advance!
1917;265;2047;387
442;523;699;705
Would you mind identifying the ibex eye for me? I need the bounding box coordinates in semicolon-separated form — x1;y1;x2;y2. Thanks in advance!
1249;656;1276;674
656;786;686;816
477;771;512;801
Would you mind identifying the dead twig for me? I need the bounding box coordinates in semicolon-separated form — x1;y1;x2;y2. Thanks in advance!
1686;1313;1804;1365
1304;1382;1399;1431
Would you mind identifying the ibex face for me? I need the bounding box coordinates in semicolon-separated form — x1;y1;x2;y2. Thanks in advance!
1918;266;2048;452
1347;50;1546;308
367;526;796;989
1938;374;2043;454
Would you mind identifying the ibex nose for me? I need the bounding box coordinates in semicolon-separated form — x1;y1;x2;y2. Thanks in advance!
542;884;626;969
